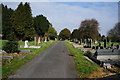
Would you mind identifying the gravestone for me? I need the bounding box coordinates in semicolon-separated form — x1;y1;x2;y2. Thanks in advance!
93;51;98;58
90;39;92;48
79;41;81;45
116;45;120;49
104;39;107;48
19;50;30;52
85;39;87;45
24;40;28;48
111;43;114;49
81;39;82;44
95;41;97;44
55;38;57;41
34;37;36;45
98;42;101;47
0;50;6;53
38;37;40;44
103;63;111;69
98;42;101;49
44;37;47;42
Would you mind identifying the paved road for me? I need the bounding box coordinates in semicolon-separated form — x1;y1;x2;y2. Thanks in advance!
9;41;77;78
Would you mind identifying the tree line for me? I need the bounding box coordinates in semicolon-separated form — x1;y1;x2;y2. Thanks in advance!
59;19;100;42
2;2;57;41
2;2;119;43
59;19;120;42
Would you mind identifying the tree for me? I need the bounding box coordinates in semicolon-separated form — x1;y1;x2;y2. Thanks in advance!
2;4;16;40
46;24;57;40
71;29;79;40
34;15;50;37
59;28;71;40
107;22;120;42
12;2;35;40
78;19;99;40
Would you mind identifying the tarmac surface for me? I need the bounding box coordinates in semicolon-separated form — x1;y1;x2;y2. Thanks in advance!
9;41;77;78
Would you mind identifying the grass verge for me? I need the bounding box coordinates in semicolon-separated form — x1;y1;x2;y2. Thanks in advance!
64;41;99;77
2;41;57;79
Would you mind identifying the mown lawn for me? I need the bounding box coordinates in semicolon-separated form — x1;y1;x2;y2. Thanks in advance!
64;41;99;77
2;41;57;79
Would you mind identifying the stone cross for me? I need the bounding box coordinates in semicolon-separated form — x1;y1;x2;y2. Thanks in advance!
24;40;28;48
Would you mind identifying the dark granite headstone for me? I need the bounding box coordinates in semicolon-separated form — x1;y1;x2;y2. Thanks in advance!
104;39;107;48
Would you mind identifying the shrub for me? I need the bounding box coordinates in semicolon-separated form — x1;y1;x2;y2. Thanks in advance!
3;40;18;53
84;51;93;57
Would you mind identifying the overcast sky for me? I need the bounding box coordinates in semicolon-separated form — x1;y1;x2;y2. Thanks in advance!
1;1;119;36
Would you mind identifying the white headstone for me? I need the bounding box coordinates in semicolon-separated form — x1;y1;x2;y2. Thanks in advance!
38;37;40;44
55;38;57;41
44;37;47;42
95;41;97;44
24;40;28;48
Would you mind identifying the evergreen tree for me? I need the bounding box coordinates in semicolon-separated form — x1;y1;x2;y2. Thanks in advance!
12;2;35;40
2;4;16;40
34;15;50;37
23;2;35;40
59;28;71;40
71;29;79;40
46;24;57;40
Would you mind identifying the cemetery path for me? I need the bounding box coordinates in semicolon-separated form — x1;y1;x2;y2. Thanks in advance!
9;41;77;78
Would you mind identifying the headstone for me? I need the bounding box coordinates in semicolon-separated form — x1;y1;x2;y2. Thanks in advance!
98;42;101;49
93;51;98;58
0;50;6;53
104;39;107;48
85;39;87;45
38;37;40;44
116;45;120;49
34;37;36;45
81;39;82;43
55;38;57;41
78;41;81;45
98;42;101;47
111;43;114;49
44;37;47;42
95;41;97;44
19;50;30;52
103;63;111;69
90;39;92;48
24;40;28;48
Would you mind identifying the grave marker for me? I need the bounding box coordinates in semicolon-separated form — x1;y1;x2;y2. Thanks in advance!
38;37;40;44
104;39;107;48
24;40;28;48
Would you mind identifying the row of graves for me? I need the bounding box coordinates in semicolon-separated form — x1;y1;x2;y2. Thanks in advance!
1;40;41;65
70;39;120;69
